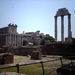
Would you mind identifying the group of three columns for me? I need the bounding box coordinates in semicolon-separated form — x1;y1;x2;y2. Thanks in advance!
54;14;71;42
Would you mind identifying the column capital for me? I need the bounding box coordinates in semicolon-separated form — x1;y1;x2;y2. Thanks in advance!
61;15;64;17
54;16;57;18
68;14;71;16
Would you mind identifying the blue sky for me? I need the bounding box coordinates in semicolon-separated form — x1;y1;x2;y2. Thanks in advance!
0;0;75;41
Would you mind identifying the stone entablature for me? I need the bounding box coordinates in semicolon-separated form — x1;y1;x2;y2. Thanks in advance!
56;8;70;16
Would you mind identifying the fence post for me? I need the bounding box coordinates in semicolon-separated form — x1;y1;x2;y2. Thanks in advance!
70;56;73;66
16;64;19;73
40;61;45;75
60;58;63;66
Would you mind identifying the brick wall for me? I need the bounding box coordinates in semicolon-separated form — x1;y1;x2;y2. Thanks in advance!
41;42;75;56
0;53;13;64
2;46;42;56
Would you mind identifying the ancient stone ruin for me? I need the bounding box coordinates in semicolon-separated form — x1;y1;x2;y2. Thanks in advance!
0;53;13;65
54;8;72;42
31;51;42;60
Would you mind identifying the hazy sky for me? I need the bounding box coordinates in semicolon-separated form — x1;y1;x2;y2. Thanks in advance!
0;0;75;41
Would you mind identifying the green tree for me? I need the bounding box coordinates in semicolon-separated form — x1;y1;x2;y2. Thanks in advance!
33;41;38;46
40;36;55;45
23;40;28;46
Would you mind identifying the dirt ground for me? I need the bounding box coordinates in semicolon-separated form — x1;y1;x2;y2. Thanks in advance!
13;55;73;66
13;55;53;64
0;55;72;75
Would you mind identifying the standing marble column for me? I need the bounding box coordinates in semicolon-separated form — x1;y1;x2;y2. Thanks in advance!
55;16;57;41
6;35;7;46
61;15;64;42
22;35;23;46
15;34;16;46
12;34;14;46
10;33;11;46
14;34;15;46
68;14;71;42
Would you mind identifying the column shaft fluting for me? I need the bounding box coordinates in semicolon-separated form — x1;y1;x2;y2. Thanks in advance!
55;16;57;41
61;15;64;42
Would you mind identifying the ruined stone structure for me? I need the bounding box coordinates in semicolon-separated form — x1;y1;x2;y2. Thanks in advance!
41;42;75;56
0;53;13;64
31;51;42;60
54;8;72;42
1;46;42;56
23;30;43;44
0;23;23;47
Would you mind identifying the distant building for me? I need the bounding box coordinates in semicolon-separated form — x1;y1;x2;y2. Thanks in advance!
23;30;44;44
0;23;23;47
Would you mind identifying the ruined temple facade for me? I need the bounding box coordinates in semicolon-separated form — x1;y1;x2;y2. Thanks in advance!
0;23;23;47
54;8;72;42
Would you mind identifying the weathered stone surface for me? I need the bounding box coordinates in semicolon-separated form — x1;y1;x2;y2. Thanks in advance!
31;51;42;60
0;53;13;64
56;8;70;16
54;8;72;42
0;46;42;56
41;42;75;56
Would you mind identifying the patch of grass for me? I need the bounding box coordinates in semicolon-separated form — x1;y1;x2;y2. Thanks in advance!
0;67;17;73
20;65;42;75
0;63;58;75
0;56;62;75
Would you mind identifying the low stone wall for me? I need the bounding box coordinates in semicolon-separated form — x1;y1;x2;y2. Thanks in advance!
1;42;74;57
31;51;42;60
18;46;41;56
41;42;75;56
0;48;6;53
0;53;13;64
0;46;42;56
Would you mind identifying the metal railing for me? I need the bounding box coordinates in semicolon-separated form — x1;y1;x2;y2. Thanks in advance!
0;56;74;75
